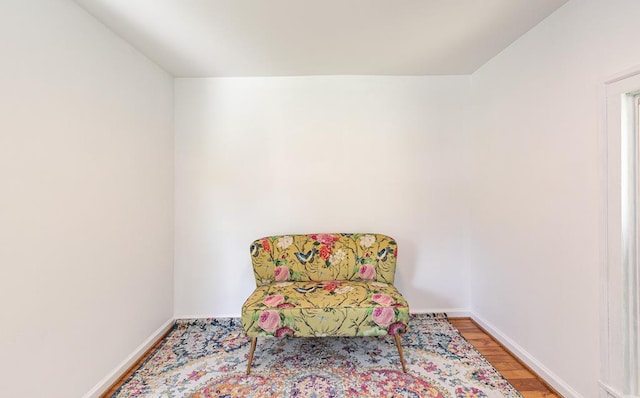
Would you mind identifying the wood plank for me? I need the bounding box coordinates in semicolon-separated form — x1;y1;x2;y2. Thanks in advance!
100;324;175;397
472;346;509;356
485;360;527;371
509;378;550;391
449;318;561;397
500;369;539;378
459;332;489;339
466;338;501;348
520;390;559;397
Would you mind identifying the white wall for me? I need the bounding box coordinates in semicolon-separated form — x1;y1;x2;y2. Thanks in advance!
469;1;640;397
0;1;174;397
174;76;471;317
9;0;634;396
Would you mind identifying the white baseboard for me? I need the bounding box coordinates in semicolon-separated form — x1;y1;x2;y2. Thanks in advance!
83;318;175;398
599;380;640;398
599;381;622;398
471;312;583;398
599;381;640;398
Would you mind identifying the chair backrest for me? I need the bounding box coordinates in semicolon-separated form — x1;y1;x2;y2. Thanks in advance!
249;233;398;286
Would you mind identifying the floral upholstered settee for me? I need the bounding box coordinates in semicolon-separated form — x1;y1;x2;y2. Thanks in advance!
241;233;410;374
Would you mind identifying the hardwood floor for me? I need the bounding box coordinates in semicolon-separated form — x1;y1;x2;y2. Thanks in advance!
100;326;174;398
449;318;560;398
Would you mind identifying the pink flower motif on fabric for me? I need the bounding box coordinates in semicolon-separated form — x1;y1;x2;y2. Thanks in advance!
388;322;406;335
358;265;376;280
262;294;285;307
371;293;395;307
313;233;338;245
372;307;395;328
275;327;294;338
258;310;281;333
274;266;290;282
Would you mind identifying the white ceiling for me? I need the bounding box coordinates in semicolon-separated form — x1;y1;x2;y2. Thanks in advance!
74;0;568;77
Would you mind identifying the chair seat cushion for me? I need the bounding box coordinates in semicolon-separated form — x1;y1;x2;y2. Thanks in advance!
241;280;409;338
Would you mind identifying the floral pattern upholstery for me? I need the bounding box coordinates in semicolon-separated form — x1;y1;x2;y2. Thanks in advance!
242;234;409;338
249;233;398;286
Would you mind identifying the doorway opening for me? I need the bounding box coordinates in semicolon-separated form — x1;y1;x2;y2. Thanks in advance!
602;70;640;398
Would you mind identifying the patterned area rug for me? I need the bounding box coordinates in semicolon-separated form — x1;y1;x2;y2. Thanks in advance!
111;314;521;397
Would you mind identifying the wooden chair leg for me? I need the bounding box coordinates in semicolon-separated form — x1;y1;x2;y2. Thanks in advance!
393;334;407;373
246;337;257;375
